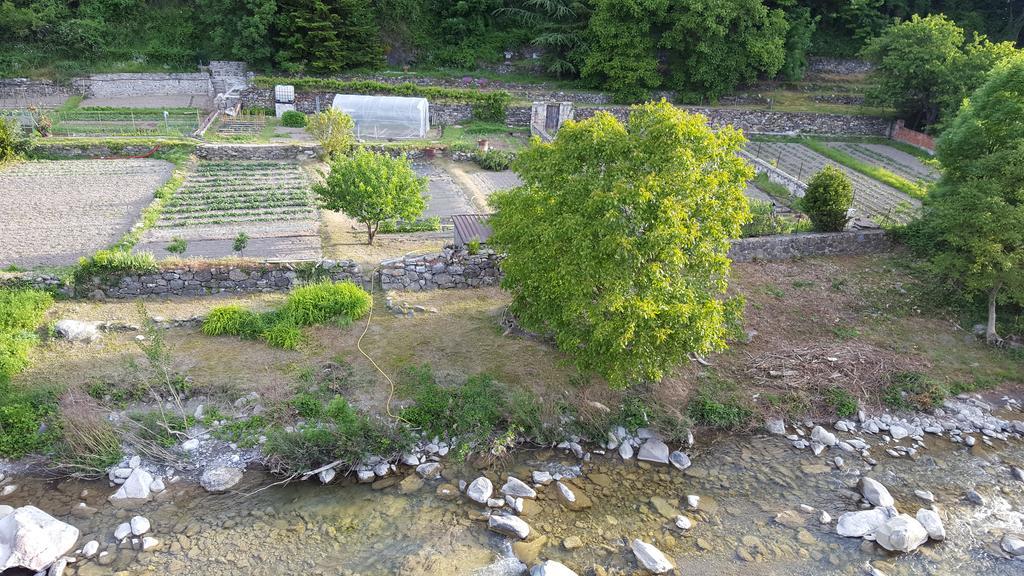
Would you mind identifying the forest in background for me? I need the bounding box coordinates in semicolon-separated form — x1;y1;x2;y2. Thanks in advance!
1;1;1022;104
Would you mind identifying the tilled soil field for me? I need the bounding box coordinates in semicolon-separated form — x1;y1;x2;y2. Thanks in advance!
746;142;921;223
0;159;173;267
826;142;939;183
136;160;321;260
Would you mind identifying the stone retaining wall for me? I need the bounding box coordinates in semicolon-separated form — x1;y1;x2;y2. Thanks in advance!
195;143;320;161
727;230;890;262
379;248;501;291
74;260;361;299
739;150;807;197
71;73;213;99
0;78;72;100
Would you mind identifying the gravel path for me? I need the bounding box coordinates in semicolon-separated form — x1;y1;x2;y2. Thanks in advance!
0;159;173;267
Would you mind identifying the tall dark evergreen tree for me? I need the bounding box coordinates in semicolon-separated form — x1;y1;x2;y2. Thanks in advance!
275;0;383;73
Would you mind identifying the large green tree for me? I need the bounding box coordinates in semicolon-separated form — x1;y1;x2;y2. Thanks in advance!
912;55;1024;342
661;0;789;101
580;0;667;103
862;14;1019;130
275;0;382;73
196;0;277;66
489;101;751;388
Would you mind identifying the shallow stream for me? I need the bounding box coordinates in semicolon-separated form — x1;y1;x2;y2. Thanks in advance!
4;431;1024;575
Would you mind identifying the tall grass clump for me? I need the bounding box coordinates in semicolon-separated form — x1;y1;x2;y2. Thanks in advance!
54;391;123;473
0;287;53;380
73;250;158;285
201;281;371;349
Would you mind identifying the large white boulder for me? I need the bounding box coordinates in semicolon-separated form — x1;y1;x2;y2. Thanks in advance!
811;426;838;447
631;539;674;574
108;468;154;502
0;506;80;572
501;477;536;499
466;477;493;504
200;467;243;493
874;514;929;553
530;560;578;576
915;509;945;541
859;478;895;508
637;438;670;464
487;514;531;539
837;508;891;538
54;320;101;343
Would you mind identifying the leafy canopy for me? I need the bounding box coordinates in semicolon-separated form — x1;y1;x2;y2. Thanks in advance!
306;109;356;160
910;55;1024;340
490;101;751;388
314;149;427;245
862;14;1019;130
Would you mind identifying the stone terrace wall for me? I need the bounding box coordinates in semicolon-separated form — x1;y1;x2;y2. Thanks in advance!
575;106;891;136
71;73;213;99
73;260;361;299
739;150;807;197
379;248;501;292
195;143;320;161
727;230;890;262
0;78;72;100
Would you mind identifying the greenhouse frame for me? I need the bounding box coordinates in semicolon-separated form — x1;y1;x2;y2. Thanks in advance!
331;94;430;140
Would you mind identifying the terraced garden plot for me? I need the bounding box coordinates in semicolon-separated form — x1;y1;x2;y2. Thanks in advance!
136;161;321;260
745;142;921;224
825;142;939;183
0;159;173;267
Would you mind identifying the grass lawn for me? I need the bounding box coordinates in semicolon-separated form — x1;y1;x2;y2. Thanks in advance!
14;253;1021;439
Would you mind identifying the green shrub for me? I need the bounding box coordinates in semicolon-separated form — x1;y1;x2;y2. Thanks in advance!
261;318;304;350
0;402;50;457
201;306;267;338
471;92;511;123
883;371;945;411
0;116;32;164
741;200;809;237
800;166;854;232
0;288;53;380
825;387;858;418
473;149;514;171
282;281;372;327
166;237;187;254
686;376;752;429
466;239;481;255
74;250;158;285
280;110;307;128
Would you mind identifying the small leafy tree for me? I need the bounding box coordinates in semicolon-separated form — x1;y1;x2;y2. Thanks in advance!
0;117;32;164
314;149;427;245
490;101;751;388
306;109;356;159
233;232;249;257
801;166;853;232
909;55;1024;343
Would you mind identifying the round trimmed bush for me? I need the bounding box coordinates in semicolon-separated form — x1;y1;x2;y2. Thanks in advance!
801;166;854;232
280;110;308;128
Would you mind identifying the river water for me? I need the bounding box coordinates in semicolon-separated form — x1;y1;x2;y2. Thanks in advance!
3;431;1023;575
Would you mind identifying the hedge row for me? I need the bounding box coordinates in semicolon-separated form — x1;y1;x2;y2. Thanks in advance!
251;76;511;107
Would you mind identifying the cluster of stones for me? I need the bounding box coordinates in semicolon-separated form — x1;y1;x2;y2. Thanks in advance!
384;293;439;318
766;393;1024;565
379;248;501;292
79;260;361;299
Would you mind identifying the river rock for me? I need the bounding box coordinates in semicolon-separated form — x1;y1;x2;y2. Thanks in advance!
859;478;895;507
200;467;242;493
399;474;424;494
637;438;670;464
675;515;693;530
837;508;891;538
416;462;442;480
775;510;804;528
811;426;838;447
149;477;165;493
914;489;934;502
1000;533;1024;556
109;468;154;502
357;470;374;483
874;514;928;553
965;489;985;506
129;515;150;536
532;471;553;485
318;468;336;484
502;477;537;499
81;540;99;558
530;560;578;576
141;536;159;551
467;477;493;504
487;514;530;539
630;539;674;574
766;418;786;435
889;425;909;440
54;320;101;343
915;509;944;541
0;506;80;572
618;442;634;460
113;522;131;541
0;506;12;518
668;451;691;471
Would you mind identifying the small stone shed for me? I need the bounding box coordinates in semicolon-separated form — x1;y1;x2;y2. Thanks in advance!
451;214;493;248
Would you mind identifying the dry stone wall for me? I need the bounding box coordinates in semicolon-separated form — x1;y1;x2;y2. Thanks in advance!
379;248;502;291
71;73;213;99
727;230;889;262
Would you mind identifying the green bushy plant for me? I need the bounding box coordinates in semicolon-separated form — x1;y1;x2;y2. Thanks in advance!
282;281;372;327
377;217;441;234
473;149;514;171
825;387;858;418
73;250;158;285
0;288;53;380
166;237;187;254
0;116;32;164
471;92;511;123
686;375;752;429
280;110;307;128
801;166;854;232
260;317;304;350
201;306;267;338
